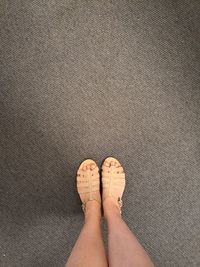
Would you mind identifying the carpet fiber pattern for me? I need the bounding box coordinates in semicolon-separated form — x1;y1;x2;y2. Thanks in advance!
0;0;200;266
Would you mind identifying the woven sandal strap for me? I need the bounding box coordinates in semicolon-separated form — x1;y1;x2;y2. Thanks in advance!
102;176;125;195
78;171;99;199
102;173;125;178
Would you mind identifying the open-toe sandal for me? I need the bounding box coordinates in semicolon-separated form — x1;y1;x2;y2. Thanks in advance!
77;159;101;213
102;157;126;213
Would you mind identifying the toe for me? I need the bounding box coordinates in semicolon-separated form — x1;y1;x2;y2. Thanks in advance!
90;163;96;170
116;161;121;167
111;161;115;166
82;165;87;171
86;164;90;170
104;161;110;167
92;166;99;175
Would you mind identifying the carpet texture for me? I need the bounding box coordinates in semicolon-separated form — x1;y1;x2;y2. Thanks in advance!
0;0;200;266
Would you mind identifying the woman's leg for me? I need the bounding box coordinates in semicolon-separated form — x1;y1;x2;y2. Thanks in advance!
66;202;108;267
101;157;154;267
104;199;154;267
66;160;108;267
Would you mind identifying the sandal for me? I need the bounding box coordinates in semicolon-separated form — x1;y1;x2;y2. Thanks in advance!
77;159;101;213
102;157;126;213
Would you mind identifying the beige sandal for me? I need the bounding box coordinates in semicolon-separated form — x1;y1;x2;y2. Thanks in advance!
77;159;101;213
102;157;126;213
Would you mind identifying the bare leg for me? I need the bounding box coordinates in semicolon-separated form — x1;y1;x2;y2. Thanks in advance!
66;202;108;267
101;157;154;267
104;199;154;267
66;160;108;267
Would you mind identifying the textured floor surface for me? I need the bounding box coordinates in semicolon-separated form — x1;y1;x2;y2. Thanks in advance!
0;0;200;266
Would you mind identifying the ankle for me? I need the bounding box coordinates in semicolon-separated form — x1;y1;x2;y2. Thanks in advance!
103;198;121;219
84;201;101;222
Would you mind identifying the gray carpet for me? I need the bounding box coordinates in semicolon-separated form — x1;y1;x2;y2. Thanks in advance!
0;0;200;266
